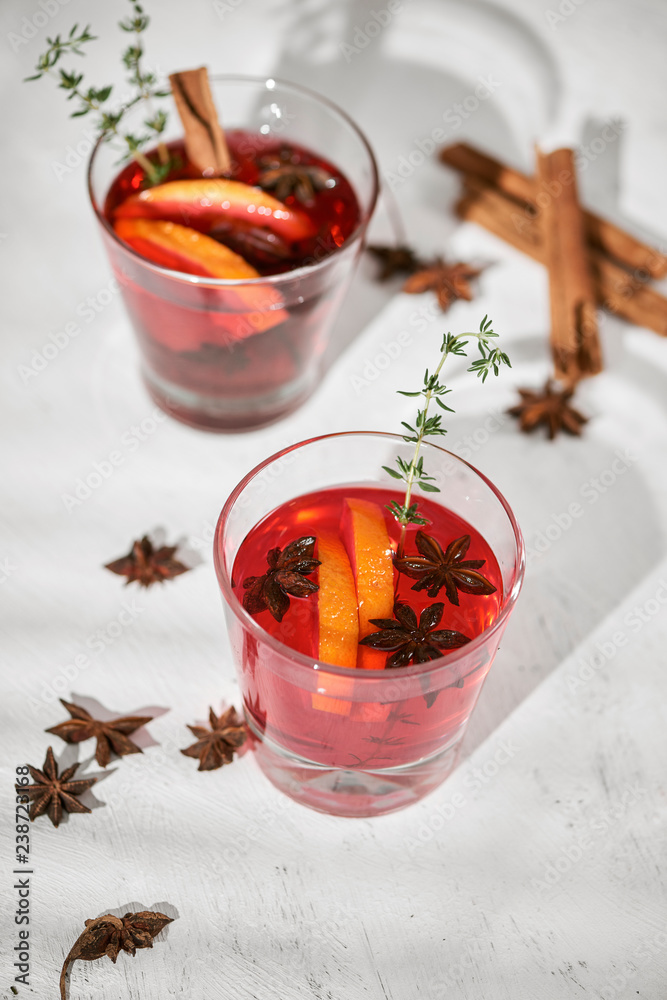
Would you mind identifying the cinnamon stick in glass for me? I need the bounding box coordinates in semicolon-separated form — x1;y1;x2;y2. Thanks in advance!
169;66;231;175
441;142;667;280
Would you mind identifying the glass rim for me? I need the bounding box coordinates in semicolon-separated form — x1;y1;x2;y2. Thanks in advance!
214;430;526;683
87;73;379;288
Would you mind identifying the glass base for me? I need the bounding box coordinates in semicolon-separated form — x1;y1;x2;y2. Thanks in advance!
142;366;318;433
249;728;463;817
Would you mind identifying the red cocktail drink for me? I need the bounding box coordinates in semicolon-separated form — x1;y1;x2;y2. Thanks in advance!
215;433;525;816
88;77;378;430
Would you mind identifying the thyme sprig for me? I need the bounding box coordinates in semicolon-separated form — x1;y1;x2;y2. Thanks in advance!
25;3;171;184
383;316;511;544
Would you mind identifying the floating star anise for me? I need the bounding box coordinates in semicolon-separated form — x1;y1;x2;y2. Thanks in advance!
18;746;97;828
60;911;173;1000
258;146;335;205
360;602;471;668
508;379;588;439
242;536;320;622
403;258;482;312
181;706;247;771
46;699;154;768
105;535;189;588
366;244;423;281
395;531;497;605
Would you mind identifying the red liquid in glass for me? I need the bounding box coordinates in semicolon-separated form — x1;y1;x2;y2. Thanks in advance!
230;486;503;771
102;134;361;419
106;133;360;274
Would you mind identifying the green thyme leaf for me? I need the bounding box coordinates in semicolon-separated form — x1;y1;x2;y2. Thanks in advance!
25;1;170;185
386;317;511;543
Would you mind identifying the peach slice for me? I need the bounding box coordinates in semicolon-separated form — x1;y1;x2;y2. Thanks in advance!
312;532;359;716
114;218;289;343
115;179;316;243
114;217;260;279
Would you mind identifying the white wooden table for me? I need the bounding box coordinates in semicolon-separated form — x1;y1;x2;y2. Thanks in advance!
2;0;666;997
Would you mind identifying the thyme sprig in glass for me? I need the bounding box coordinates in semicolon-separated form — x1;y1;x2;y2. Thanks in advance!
383;316;511;553
25;2;172;185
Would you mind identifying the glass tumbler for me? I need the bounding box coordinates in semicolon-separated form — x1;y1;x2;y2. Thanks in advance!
88;77;378;431
214;432;525;817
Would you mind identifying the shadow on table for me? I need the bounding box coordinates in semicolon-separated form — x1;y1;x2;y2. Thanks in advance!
455;331;667;757
258;1;667;755
265;0;560;370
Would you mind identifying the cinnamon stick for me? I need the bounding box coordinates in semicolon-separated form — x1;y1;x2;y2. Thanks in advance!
593;256;667;336
458;176;541;257
441;142;667;280
456;177;667;337
169;67;231;175
537;147;602;382
442;142;533;204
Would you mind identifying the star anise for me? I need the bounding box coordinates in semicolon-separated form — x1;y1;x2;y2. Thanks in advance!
60;911;173;1000
242;535;320;622
105;535;189;588
360;602;471;668
366;244;423;281
18;746;97;828
403;258;482;312
258;146;335;205
395;531;497;605
181;705;247;771
46;699;154;768
508;379;588;439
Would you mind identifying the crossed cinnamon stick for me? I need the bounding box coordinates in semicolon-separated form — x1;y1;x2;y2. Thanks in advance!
440;142;667;382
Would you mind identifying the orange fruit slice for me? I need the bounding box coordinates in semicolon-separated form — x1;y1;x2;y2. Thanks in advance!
115;178;316;242
317;532;359;667
311;531;359;716
342;497;396;723
342;497;395;669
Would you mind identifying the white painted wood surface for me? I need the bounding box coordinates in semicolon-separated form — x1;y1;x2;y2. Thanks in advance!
1;0;667;996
